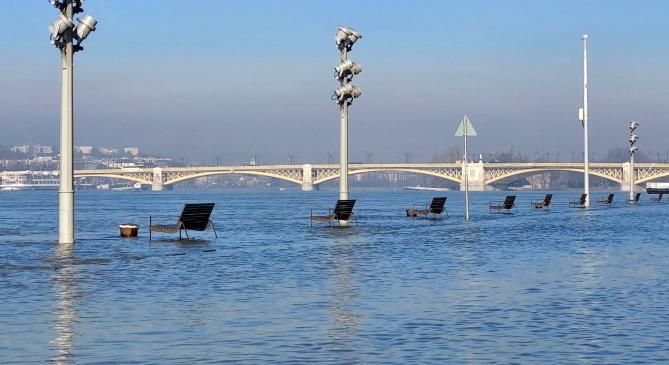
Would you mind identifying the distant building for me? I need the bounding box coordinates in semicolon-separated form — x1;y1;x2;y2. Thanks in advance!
98;147;119;155
123;147;139;156
75;146;94;154
31;156;55;163
10;145;30;154
32;145;54;154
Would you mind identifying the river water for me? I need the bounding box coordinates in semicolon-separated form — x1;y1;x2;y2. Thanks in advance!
1;189;668;364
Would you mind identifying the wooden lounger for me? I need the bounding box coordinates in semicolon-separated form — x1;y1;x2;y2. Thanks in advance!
310;200;357;227
406;197;448;219
531;194;553;210
650;192;664;203
569;193;588;208
598;193;614;206
149;203;217;240
490;195;517;214
628;192;641;205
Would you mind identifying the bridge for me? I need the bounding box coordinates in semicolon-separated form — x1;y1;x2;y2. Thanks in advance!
70;162;669;191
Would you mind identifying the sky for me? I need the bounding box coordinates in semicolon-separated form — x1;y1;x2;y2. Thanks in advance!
1;0;668;164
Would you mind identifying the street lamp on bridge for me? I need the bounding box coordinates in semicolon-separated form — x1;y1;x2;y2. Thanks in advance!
333;25;362;201
48;0;97;244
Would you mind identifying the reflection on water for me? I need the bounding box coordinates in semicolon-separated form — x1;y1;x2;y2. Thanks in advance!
49;244;78;364
327;233;359;340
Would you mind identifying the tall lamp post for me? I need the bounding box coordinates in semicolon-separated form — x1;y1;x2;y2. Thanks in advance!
629;121;639;202
578;34;590;207
48;0;97;244
333;26;362;201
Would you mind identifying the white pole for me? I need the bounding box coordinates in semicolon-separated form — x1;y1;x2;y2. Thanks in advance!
629;151;635;201
464;134;470;221
582;34;590;207
59;1;75;244
339;47;349;200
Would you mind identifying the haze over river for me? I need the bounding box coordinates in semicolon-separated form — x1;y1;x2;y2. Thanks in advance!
1;190;668;364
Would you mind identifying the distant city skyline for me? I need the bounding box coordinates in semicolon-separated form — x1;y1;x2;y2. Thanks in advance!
2;0;668;163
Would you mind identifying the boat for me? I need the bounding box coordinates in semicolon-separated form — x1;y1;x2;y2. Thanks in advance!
111;182;143;191
646;182;669;194
0;171;59;191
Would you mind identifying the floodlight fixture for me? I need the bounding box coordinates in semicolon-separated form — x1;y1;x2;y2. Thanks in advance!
335;59;353;75
48;12;74;43
629;146;639;154
74;15;96;42
345;28;361;43
629;134;639;145
333;83;361;102
629;120;639;131
335;25;362;50
335;27;349;46
334;59;362;79
50;0;84;12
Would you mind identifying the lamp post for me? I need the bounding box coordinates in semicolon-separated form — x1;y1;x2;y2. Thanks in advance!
333;26;362;201
629;121;639;201
579;34;590;207
48;0;97;244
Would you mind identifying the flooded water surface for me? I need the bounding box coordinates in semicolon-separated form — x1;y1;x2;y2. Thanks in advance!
1;190;668;364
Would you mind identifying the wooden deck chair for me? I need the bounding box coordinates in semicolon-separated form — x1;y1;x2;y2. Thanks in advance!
650;192;664;203
489;195;517;214
569;193;588;208
149;203;217;240
598;193;614;206
531;194;553;210
310;200;357;227
406;197;448;219
628;192;641;205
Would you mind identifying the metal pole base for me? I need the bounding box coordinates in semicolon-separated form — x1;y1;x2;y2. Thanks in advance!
58;190;74;244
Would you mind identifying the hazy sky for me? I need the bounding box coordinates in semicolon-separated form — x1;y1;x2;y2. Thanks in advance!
1;0;668;164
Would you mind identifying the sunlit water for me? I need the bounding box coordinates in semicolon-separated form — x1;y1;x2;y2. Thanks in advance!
1;189;668;364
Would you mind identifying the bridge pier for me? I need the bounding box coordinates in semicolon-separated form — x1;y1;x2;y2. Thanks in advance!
460;160;487;191
152;167;164;191
301;164;314;191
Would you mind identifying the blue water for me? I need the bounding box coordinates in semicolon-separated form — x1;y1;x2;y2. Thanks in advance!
1;189;668;364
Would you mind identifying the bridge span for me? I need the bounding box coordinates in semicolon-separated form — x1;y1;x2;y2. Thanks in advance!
70;162;669;191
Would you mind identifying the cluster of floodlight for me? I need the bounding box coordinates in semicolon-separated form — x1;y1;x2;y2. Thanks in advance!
333;26;362;104
333;83;362;101
334;59;362;80
629;121;639;155
335;26;362;51
629;121;639;132
48;0;96;49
